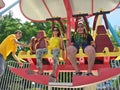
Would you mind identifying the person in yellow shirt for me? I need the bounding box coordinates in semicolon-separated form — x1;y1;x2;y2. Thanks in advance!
0;30;29;77
36;27;63;82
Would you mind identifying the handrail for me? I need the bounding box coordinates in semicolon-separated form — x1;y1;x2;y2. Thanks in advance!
18;47;120;59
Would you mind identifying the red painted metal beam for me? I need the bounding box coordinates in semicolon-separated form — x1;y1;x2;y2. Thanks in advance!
42;0;53;17
63;0;73;45
91;0;94;14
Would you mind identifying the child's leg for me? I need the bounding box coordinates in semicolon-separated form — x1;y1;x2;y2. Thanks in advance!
36;48;48;74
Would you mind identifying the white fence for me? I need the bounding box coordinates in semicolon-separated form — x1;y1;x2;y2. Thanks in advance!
0;61;119;90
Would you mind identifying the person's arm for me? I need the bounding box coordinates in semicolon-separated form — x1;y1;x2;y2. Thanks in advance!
60;36;64;50
12;52;23;67
91;41;96;48
88;34;96;47
45;37;50;46
14;39;30;47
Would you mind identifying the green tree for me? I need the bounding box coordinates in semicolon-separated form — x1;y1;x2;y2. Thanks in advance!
110;27;120;47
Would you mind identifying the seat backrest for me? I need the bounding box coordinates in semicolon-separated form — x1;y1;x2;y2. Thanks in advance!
30;36;37;54
95;25;114;52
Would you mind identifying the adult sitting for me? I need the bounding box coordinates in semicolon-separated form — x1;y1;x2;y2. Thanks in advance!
67;22;96;76
36;27;63;81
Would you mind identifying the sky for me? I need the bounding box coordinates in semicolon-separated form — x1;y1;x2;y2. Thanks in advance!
1;0;120;29
0;0;29;22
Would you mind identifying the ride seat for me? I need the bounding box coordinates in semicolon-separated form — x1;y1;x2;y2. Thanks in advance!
95;25;114;52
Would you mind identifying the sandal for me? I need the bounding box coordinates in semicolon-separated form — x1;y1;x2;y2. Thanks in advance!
27;70;38;75
86;72;94;76
50;74;56;78
49;74;56;82
27;69;44;75
37;70;43;75
75;72;83;76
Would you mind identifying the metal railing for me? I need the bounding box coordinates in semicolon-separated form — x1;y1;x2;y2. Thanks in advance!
0;60;119;90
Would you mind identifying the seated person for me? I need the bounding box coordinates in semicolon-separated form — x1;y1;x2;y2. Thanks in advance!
67;22;96;76
30;30;47;54
36;27;63;81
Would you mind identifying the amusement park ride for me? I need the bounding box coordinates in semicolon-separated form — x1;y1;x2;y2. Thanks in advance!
0;0;120;88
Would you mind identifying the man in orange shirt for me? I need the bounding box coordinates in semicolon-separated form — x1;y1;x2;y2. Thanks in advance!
0;30;29;77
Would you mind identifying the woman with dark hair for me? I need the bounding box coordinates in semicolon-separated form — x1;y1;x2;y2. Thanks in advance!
48;27;63;81
67;23;96;76
36;27;63;82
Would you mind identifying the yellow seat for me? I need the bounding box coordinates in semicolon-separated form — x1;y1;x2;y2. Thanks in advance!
18;49;65;61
